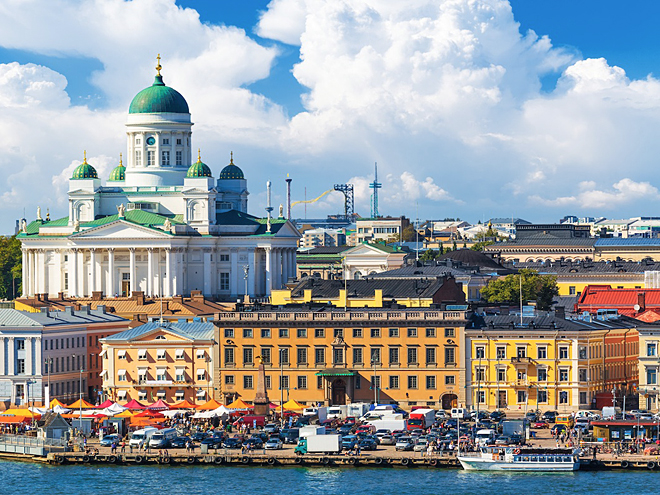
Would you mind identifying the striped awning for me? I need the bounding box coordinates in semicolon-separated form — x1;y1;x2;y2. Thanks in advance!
315;368;356;377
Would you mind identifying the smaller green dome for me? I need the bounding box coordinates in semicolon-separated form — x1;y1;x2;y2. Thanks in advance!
186;150;213;178
219;152;244;180
72;152;98;179
108;155;126;182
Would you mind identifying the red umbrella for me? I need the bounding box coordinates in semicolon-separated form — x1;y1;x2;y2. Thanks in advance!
97;399;114;409
147;399;171;411
134;409;165;418
123;399;146;410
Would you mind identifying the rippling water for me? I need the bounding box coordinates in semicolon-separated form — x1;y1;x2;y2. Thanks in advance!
0;460;654;495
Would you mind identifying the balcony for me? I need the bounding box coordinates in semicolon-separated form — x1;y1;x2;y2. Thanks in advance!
511;356;535;365
510;379;529;387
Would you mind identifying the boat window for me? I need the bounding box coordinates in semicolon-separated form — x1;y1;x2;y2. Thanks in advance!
514;456;520;461
539;456;546;462
531;456;538;462
523;456;530;462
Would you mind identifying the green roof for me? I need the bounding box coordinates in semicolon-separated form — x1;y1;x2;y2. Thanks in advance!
83;209;183;228
128;75;189;114
108;164;126;182
186;159;212;178
72;161;98;179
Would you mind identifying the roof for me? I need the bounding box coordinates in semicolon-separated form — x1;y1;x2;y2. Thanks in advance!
0;309;42;327
595;238;660;246
103;321;215;342
470;313;634;331
186;158;213;178
370;264;479;278
576;285;660;311
128;75;189;114
489;218;531;225
108;164;126;182
494;236;596;247
436;249;509;271
219;156;244;180
72;161;98;180
0;308;128;327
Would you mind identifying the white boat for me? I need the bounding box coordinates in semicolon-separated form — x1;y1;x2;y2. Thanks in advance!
457;446;580;471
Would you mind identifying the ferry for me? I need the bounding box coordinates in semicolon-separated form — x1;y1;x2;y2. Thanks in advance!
457;446;580;471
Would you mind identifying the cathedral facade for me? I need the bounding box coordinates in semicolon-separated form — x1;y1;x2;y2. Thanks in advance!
18;61;299;299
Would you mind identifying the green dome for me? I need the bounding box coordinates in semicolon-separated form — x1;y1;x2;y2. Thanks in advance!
108;164;126;182
72;154;98;179
128;75;189;114
219;153;244;180
186;153;213;178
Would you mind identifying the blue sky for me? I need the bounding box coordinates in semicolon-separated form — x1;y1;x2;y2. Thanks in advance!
2;0;660;232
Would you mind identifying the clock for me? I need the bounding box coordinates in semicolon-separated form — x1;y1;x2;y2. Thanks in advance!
146;136;156;146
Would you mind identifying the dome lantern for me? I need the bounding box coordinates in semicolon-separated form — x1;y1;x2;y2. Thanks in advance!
219;151;244;180
186;149;213;178
72;150;98;179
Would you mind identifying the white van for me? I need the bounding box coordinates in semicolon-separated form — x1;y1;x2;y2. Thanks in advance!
129;427;159;448
475;429;497;446
149;428;177;448
451;408;469;419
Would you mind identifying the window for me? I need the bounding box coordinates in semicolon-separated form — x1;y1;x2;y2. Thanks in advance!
135;150;142;166
176;138;182;145
389;328;399;338
314;329;325;338
135;137;141;145
496;346;506;359
426;347;436;364
476;391;485;403
224;328;234;338
243;328;253;338
407;328;417;338
648;343;657;357
332;348;344;365
334;329;343;338
15;340;24;351
315;348;325;364
444;328;455;337
578;369;587;382
279;348;289;365
162;138;169;145
444;347;455;365
243;347;253;365
538;390;548;403
497;368;506;382
161;150;170;166
265;376;272;389
225;375;235;385
579;346;587;360
353;328;363;338
147;150;155;166
353;347;363;364
16;359;25;374
537;368;547;382
157;350;166;360
297;347;307;365
175;150;182;166
370;328;380;338
261;329;271;338
559;391;568;404
220;273;229;291
579;392;587;405
569;286;576;295
297;376;307;389
426;376;436;389
64;272;68;290
224;348;235;365
559;346;569;359
407;347;418;365
517;390;527;403
389;347;399;365
138;349;148;361
648;368;657;385
537;346;547;359
355;375;361;389
407;376;418;389
372;376;381;389
219;254;230;262
297;329;307;338
426;328;436;338
389;376;399;389
317;376;323;389
475;367;485;382
475;346;485;359
261;348;271;364
516;346;526;358
559;369;569;382
279;375;289;390
197;369;205;381
243;375;254;389
370;347;381;364
117;371;127;382
445;375;455;385
279;328;289;338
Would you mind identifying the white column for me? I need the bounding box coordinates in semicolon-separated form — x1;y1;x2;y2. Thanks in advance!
107;248;115;297
7;337;14;376
129;248;136;295
28;250;34;296
40;250;47;294
290;249;297;281
78;249;85;296
172;249;179;296
147;248;154;296
70;249;78;297
265;247;272;296
230;248;238;297
164;248;172;297
21;250;27;297
0;338;5;376
25;337;33;376
203;248;211;296
248;249;256;297
275;248;282;289
57;250;64;294
89;248;97;293
35;337;42;375
282;248;289;285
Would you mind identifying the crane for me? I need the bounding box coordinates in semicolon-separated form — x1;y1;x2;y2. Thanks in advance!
291;189;334;207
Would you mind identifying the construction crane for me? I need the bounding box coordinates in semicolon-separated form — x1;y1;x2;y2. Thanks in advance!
290;183;355;220
291;189;334;207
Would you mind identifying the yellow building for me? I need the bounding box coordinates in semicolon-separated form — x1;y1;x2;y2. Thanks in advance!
214;307;470;410
466;312;638;413
270;276;466;308
100;321;217;404
636;322;660;412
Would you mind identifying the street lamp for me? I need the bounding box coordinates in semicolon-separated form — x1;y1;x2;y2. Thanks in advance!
372;350;378;405
72;353;83;430
279;348;285;427
243;264;249;301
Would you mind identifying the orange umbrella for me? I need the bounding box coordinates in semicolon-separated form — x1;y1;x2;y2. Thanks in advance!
49;398;68;409
68;398;95;409
227;398;252;410
197;399;223;410
170;399;198;409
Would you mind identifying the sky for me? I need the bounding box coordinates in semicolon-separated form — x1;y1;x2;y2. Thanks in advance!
2;0;660;233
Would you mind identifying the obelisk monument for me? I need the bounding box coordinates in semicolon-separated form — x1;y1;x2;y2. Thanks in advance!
253;355;270;416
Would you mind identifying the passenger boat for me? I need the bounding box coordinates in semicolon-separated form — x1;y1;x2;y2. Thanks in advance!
457;446;580;471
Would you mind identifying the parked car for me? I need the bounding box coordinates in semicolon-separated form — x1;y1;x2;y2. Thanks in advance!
201;436;224;449
191;432;208;441
494;435;511;445
375;429;391;439
489;411;506;421
342;435;359;450
265;438;283;450
533;421;549;429
471;411;490;421
542;411;558;423
222;438;242;449
99;434;120;447
264;423;280;434
359;438;378;451
379;434;396;445
395;437;415;451
525;411;539;422
413;438;429;452
169;437;188;449
435;410;447;420
244;437;264;449
510;434;524;445
338;425;353;435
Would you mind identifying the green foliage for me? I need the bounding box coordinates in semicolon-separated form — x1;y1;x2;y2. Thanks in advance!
0;236;21;300
471;240;495;252
420;249;438;261
401;225;417;242
480;269;558;311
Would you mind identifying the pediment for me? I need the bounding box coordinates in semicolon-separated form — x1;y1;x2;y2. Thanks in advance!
128;328;193;343
344;244;387;257
274;221;302;238
71;220;170;239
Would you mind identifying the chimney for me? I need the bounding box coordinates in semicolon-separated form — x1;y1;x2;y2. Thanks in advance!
191;290;204;302
42;293;49;302
92;291;103;301
133;291;145;306
36;293;42;302
98;305;106;314
638;292;646;312
555;306;566;319
65;306;74;315
81;305;90;314
58;292;65;301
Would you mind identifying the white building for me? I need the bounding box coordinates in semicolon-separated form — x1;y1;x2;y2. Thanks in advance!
18;60;299;300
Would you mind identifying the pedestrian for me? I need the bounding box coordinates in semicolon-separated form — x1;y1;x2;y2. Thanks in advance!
121;440;126;453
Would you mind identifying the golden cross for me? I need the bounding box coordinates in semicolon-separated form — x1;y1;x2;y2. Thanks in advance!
83;150;87;163
230;151;234;164
156;53;162;75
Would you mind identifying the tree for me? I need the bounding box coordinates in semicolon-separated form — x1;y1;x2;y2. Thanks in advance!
471;240;495;252
401;225;416;242
480;269;558;311
420;249;438;262
0;235;22;300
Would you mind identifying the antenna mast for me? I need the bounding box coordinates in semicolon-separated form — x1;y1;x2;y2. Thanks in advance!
369;162;382;218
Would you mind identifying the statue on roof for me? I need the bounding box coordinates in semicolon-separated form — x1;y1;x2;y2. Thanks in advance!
278;203;284;218
163;218;172;231
117;203;126;218
21;219;27;233
73;219;80;232
36;206;42;221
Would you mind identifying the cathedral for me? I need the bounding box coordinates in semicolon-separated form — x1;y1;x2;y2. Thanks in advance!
18;58;299;299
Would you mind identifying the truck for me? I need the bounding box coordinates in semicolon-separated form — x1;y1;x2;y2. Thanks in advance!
407;408;435;430
326;405;347;420
129;427;159;448
602;406;622;420
346;403;371;419
294;434;342;455
299;425;326;438
502;420;528;443
366;418;407;433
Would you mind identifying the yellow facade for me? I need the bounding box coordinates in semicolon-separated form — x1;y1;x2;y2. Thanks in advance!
466;322;638;413
270;288;436;308
101;323;217;404
214;308;469;410
556;278;644;297
637;326;660;412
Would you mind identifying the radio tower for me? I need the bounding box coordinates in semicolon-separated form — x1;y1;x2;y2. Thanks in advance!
369;162;382;218
285;174;292;220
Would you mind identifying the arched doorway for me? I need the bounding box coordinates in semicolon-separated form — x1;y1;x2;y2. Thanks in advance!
331;379;347;405
441;393;458;410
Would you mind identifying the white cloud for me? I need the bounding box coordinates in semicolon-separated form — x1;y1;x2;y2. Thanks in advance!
256;0;307;45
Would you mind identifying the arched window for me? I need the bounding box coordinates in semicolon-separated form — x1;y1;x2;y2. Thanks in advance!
354;271;363;280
